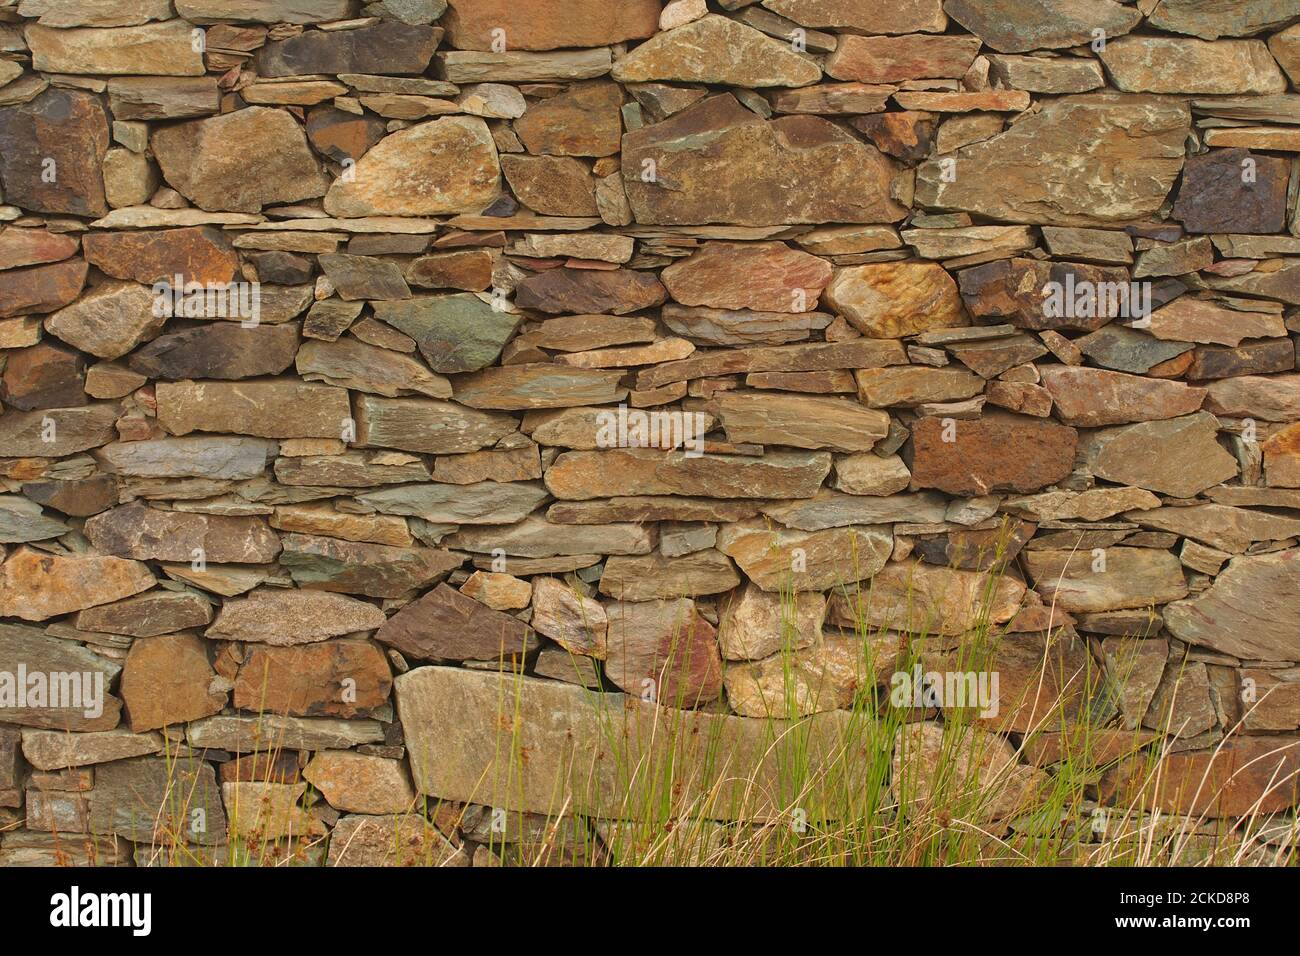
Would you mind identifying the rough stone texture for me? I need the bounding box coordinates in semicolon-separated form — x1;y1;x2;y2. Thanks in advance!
0;0;1296;864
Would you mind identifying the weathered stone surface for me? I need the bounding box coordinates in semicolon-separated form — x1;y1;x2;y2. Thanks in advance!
1204;374;1300;421
83;227;237;285
824;261;966;338
355;395;516;456
829;560;1024;635
663;242;830;313
452;365;628;410
257;21;440;76
501;154;598;216
1024;548;1188;614
1039;366;1206;427
712;392;889;451
96;437;276;481
1084;412;1239;498
0;495;68;543
909;413;1077;495
1101;737;1300;817
156;380;351;439
0;342;85;412
27;21;203;75
303;751;414;814
600;550;741;600
20;728;161;772
187;713;384;752
76;590;213;638
207;588;387;645
0;228;78;272
0;622;123;729
0;403;121;458
280;533;460;598
717;520;892;592
106;76;220;121
531;576;607;658
827;34;980;84
86;504;280;564
152;107;327;213
359;481;548;525
297;338;451;399
327;812;468;866
130;323;300;381
987;54;1105;93
373;294;519;374
1164;549;1299;660
761;490;947;530
893;721;1048;822
547;449;830;500
89;757;225;844
1003;487;1159;522
0;259;89;319
718;582;824;662
943;0;1139;53
515;80;623;156
917;95;1189;227
446;516;651;557
375;583;536;663
443;0;660;51
1101;38;1286;96
324;116;500;217
45;280;165;360
515;267;665;315
234;640;391;717
623;94;907;226
612;15;821;88
0;548;154;622
120;633;225;732
1171;148;1290;234
856;366;984;408
602;598;722;705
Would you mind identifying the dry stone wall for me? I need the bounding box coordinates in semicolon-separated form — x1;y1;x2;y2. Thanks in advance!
1;0;1299;865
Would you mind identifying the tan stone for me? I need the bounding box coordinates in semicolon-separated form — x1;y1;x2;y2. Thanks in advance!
823;261;966;338
717;520;893;592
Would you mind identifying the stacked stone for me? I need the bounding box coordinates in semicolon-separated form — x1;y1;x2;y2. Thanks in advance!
1;0;1299;865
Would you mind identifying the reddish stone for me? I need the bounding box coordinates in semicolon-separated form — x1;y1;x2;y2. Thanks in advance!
908;412;1078;495
0;259;88;318
0;342;86;411
82;227;238;285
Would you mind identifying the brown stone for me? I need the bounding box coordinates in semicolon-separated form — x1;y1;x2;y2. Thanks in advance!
1144;297;1286;346
0;88;109;217
515;80;623;157
0;403;119;458
130;323;299;381
452;364;628;409
712;391;889;451
717;521;893;592
1084;412;1239;498
546;448;831;500
943;0;1139;53
75;590;213;638
303;751;414;814
156;380;351;439
151;107;327;213
256;21;440;76
443;0;660;51
1039;366;1206;427
375;583;536;663
1172;148;1289;234
323;115;500;217
234;640;391;717
82;227;237;286
916;95;1188;227
1204;374;1300;421
604;598;723;705
1101;737;1300;817
599;550;741;600
610;15;821;88
0;259;88;319
515;266;665;315
622;94;907;226
957;258;1137;331
0;342;86;411
662;242;830;314
120;633;225;732
85;503;280;564
827;34;980;84
1024;547;1188;614
207;588;387;645
824;261;965;338
1164;549;1300;660
908;412;1077;495
0;547;154;622
855;366;983;408
850;111;938;163
830;560;1024;635
1101;37;1286;96
0;228;79;272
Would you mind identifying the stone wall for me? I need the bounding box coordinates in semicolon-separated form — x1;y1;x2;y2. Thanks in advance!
1;0;1299;866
